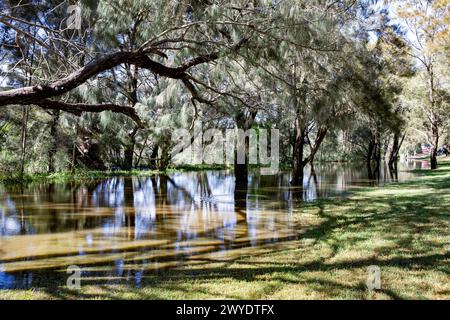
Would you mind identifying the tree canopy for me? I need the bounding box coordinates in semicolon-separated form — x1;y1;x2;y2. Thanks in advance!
0;0;448;178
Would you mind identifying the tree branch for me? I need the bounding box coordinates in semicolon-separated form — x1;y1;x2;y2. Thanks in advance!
0;50;219;107
34;99;144;128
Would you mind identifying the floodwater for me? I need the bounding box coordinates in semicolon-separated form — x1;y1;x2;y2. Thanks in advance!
0;161;425;289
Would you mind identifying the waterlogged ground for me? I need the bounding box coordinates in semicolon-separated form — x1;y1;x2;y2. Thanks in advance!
1;160;448;299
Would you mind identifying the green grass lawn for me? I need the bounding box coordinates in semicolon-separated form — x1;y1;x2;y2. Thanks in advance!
1;159;449;300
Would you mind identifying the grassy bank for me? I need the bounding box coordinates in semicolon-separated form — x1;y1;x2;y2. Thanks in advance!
1;160;449;300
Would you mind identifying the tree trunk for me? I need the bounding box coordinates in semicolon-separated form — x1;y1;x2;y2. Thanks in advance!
158;141;172;170
48;111;60;173
303;127;328;167
388;133;399;169
234;110;257;187
291;118;305;186
373;131;382;177
366;136;376;180
123;140;135;170
135;136;148;167
234;159;248;187
123;63;139;171
71;125;78;172
234;177;248;229
19;106;29;178
149;145;159;169
427;64;438;170
430;119;439;170
388;132;405;170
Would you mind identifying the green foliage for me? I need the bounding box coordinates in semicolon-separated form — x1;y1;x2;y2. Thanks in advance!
0;0;448;176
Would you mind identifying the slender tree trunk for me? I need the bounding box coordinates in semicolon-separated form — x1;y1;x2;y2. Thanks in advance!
430;119;439;170
366;136;376;180
48;111;60;173
373;131;382;177
304;127;328;166
291;118;305;186
149;145;159;169
19;106;29;178
427;64;438;170
123;64;139;170
135;136;148;167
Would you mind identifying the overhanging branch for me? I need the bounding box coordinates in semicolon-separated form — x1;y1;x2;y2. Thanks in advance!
0;51;218;106
34;99;145;128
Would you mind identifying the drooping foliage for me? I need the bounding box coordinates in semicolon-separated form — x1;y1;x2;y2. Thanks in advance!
0;0;448;179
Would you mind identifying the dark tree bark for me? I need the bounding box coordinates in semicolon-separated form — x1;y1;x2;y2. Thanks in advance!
388;132;405;170
427;64;439;170
234;179;248;226
234;110;257;187
430;119;439;170
291;122;328;186
291;118;306;186
0;51;217;105
373;130;382;177
123;143;135;170
48;110;60;173
366;135;376;180
149;145;159;169
80;142;106;170
123;177;136;239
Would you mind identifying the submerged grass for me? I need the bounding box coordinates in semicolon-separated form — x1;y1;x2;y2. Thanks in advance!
0;163;295;185
0;169;160;185
0;159;449;300
0;164;233;185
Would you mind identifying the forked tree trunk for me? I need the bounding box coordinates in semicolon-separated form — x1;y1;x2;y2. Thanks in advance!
388;132;405;170
291;122;327;186
304;127;328;166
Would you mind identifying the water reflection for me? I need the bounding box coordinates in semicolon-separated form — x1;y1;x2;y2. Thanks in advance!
0;162;420;288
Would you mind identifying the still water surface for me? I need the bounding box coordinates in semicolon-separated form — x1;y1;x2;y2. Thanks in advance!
0;161;426;288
